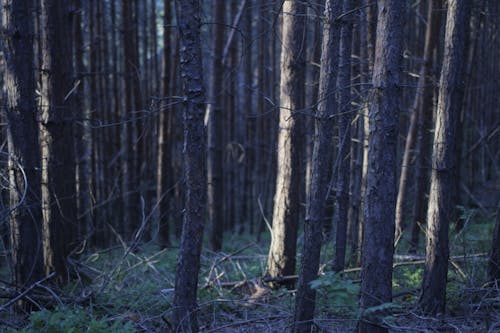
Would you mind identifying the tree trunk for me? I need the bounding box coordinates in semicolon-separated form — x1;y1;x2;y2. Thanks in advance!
40;0;78;282
207;0;225;251
2;0;44;309
333;0;354;273
395;0;442;245
419;0;469;315
359;0;403;332
293;1;341;331
172;0;207;331
409;0;443;254
266;0;306;286
156;0;172;248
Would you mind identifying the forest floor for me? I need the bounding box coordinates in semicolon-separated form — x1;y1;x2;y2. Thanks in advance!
1;211;499;332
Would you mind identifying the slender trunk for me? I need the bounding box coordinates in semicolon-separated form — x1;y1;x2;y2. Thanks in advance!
293;1;342;331
172;0;207;331
207;0;225;251
419;0;469;315
488;204;500;282
333;0;354;272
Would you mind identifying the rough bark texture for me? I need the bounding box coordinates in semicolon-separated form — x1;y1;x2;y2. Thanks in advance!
333;0;354;273
359;1;403;332
40;0;77;282
1;0;44;306
419;0;469;315
207;0;225;251
293;1;341;331
172;0;207;331
266;0;306;285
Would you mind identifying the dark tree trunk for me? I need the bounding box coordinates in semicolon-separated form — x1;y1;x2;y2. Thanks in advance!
1;0;44;309
333;0;354;273
419;0;469;315
359;0;404;332
293;1;342;331
266;0;306;286
156;0;172;248
172;0;207;331
207;0;225;251
40;0;78;282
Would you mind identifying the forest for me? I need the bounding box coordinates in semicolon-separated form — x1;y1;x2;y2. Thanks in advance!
0;0;499;332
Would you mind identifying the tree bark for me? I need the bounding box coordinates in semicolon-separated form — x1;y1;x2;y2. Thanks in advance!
293;1;342;331
419;0;469;315
172;0;207;331
207;0;225;251
266;0;306;286
40;0;78;282
1;0;44;309
333;0;354;273
359;1;403;332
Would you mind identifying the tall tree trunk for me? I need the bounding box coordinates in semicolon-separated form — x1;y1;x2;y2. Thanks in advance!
293;1;342;331
266;0;306;286
333;0;354;273
359;1;403;332
409;0;443;254
40;0;78;282
419;0;469;315
172;0;207;331
207;0;225;251
395;0;442;245
156;0;172;248
2;0;44;309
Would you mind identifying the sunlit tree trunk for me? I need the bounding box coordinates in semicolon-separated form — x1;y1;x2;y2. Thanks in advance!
2;0;44;309
40;0;78;282
266;0;306;285
419;0;469;315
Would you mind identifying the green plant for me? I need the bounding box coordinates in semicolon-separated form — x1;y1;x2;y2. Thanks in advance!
310;271;360;312
15;305;135;333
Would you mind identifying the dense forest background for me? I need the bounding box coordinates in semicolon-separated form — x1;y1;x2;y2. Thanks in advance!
0;0;499;332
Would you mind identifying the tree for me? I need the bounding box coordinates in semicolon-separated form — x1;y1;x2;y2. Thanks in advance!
207;0;225;251
40;0;78;282
172;0;207;331
332;0;354;273
359;0;404;331
293;1;342;331
1;0;44;308
265;0;306;285
156;0;173;247
419;0;469;315
395;0;442;245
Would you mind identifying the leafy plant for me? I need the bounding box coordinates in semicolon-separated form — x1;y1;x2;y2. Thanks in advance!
14;305;135;333
310;271;360;310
